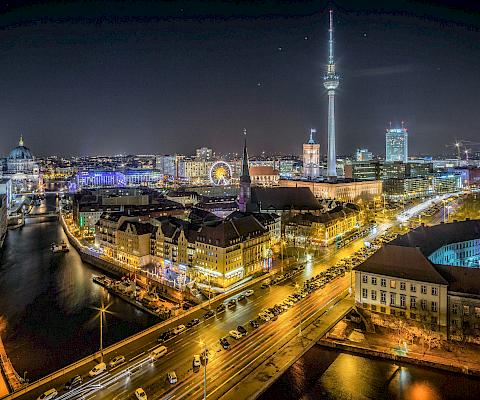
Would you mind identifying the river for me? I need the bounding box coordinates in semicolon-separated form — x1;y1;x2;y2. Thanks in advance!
0;195;157;381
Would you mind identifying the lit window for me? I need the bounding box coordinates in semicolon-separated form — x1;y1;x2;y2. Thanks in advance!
390;280;396;289
362;275;368;283
432;287;438;296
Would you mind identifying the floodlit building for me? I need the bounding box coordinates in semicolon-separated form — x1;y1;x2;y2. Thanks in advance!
0;194;7;248
355;220;480;341
385;127;408;163
303;129;321;179
356;148;373;161
249;166;280;187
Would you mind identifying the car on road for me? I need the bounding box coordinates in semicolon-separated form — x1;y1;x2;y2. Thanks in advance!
219;337;231;349
260;283;269;289
167;371;178;384
249;319;259;328
172;324;186;335
227;299;236;308
237;294;246;301
229;330;243;340
65;375;82;390
135;388;147;399
203;310;215;319
89;362;106;377
158;330;173;342
186;318;200;328
108;355;125;368
245;289;254;296
216;304;226;313
259;312;270;322
193;354;201;368
237;325;247;336
36;388;58;400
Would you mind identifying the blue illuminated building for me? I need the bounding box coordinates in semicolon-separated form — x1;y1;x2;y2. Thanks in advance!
75;169;162;189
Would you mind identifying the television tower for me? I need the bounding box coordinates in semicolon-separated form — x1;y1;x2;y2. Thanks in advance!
324;10;339;180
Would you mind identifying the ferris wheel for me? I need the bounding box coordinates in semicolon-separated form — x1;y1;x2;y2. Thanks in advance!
209;161;233;186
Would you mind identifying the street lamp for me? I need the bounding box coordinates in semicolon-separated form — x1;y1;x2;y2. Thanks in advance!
199;340;207;400
295;283;302;337
93;302;112;363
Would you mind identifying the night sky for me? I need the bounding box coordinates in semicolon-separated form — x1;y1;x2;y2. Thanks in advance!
0;1;479;157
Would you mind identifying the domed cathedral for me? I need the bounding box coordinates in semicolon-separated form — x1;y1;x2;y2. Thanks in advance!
1;135;42;193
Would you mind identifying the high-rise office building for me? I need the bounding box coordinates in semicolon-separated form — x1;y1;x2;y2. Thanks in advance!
385;127;408;162
303;129;320;179
195;147;213;161
356;148;373;161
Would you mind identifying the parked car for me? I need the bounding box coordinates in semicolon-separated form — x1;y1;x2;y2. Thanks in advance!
237;325;247;336
167;371;178;384
109;355;125;368
219;337;231;349
158;330;173;342
89;362;106;377
249;319;259;328
135;388;147;400
172;324;186;335
203;310;215;319
237;294;246;301
245;289;254;296
229;330;243;340
227;299;236;308
186;318;200;328
36;389;58;400
65;375;82;390
193;354;201;368
216;304;226;313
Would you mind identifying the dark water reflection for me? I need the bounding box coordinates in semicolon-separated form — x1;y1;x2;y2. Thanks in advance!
0;195;157;381
262;346;480;400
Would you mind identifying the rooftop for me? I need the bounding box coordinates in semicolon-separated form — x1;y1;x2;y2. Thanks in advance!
391;220;480;257
354;245;448;285
435;265;480;297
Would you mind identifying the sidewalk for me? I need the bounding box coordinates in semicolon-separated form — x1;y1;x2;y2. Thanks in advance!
320;322;480;377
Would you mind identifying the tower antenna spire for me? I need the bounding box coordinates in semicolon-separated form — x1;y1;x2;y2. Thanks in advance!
328;9;334;66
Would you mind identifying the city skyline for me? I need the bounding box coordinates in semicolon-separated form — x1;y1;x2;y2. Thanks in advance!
0;1;479;157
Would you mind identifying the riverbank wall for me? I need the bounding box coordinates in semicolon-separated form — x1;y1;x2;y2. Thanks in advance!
318;339;480;377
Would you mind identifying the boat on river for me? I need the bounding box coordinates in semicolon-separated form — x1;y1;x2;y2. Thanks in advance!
51;240;69;253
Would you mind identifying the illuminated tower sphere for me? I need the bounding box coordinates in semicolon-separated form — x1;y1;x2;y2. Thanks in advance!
238;129;251;212
323;10;340;180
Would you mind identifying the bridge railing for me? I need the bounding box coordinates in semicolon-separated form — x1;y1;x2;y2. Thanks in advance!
1;268;272;399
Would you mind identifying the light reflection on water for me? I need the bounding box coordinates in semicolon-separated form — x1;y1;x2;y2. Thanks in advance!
0;195;157;381
262;346;480;400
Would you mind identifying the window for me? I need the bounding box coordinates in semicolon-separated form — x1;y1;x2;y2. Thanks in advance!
452;304;458;315
432;287;438;296
371;304;377;311
421;285;427;294
390;293;396;306
431;316;438;324
362;275;368;284
452;319;457;326
410;297;416;309
421;299;427;310
380;306;386;313
411;284;416;293
400;294;406;308
390;280;396;289
400;282;406;291
431;301;437;312
475;307;480;318
362;288;368;299
410;313;416;320
371;277;377;285
381;278;386;287
380;291;386;304
464;305;470;316
371;290;377;301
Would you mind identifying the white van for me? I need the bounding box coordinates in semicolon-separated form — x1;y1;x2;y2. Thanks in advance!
36;388;58;400
88;362;107;377
150;345;168;361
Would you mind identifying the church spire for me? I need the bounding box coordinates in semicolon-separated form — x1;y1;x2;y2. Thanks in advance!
240;128;251;183
19;134;24;147
238;128;251;212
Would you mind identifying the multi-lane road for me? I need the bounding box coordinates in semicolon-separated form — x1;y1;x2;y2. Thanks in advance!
11;194;461;400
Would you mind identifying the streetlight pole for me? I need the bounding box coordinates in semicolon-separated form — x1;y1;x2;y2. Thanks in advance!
200;340;207;400
99;307;105;363
295;283;302;336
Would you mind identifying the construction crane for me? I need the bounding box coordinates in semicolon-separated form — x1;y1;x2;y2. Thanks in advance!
446;140;480;160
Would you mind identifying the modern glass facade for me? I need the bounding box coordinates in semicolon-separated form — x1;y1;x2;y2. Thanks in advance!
385;128;408;162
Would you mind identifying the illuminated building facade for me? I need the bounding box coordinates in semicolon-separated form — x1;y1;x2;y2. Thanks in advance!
303;129;321;179
385;127;408;162
356;148;373;161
